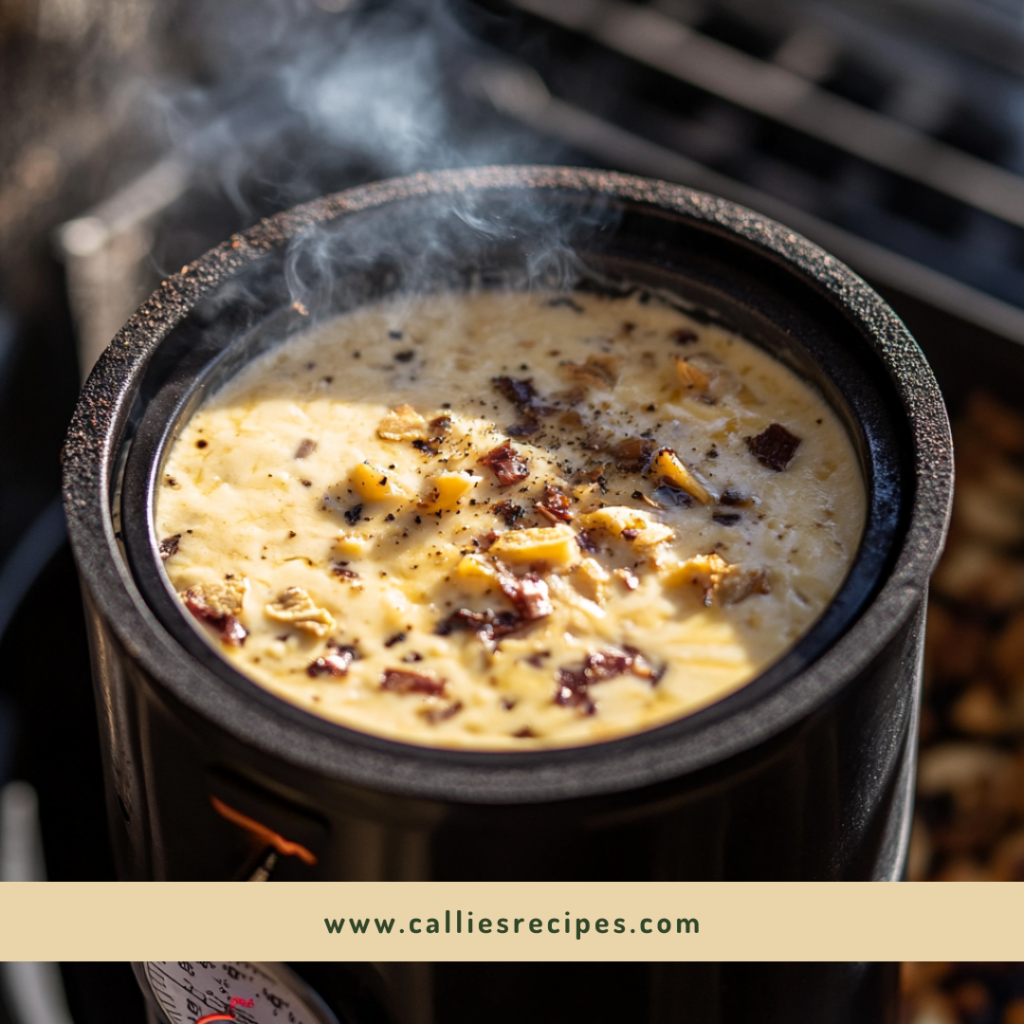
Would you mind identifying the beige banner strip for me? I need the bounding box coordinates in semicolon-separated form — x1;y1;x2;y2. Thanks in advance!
0;882;1018;961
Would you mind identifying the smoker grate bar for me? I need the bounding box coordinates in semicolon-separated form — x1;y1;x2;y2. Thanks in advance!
472;60;1024;348
510;0;1024;229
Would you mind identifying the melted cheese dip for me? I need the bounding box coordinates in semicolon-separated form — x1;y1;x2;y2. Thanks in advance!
155;288;865;749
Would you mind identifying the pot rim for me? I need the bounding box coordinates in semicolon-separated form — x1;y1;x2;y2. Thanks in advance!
62;165;952;803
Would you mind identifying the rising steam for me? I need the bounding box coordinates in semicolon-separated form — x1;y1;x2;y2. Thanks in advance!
140;0;569;259
61;0;617;368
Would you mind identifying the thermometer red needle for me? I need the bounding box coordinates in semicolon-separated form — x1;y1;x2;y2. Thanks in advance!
196;997;254;1024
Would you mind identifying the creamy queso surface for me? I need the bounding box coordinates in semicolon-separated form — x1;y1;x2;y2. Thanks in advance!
155;288;865;749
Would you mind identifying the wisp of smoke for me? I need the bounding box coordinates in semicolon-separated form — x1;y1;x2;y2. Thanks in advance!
134;0;619;317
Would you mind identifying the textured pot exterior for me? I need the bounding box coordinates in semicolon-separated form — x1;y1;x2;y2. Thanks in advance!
64;166;952;881
83;589;923;881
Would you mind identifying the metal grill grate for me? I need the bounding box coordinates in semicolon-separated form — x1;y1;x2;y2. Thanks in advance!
470;0;1024;342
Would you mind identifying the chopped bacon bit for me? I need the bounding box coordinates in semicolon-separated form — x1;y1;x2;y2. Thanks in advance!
496;565;553;620
712;512;742;526
219;616;248;646
576;529;600;554
610;437;655;473
422;701;463;724
331;564;360;580
492;500;525;527
493;376;541;410
535;483;574;524
380;668;446;696
555;653;625;712
307;642;358;678
434;609;483;636
478;441;530;487
620;528;641;541
719;488;753;507
748;424;801;471
493;377;553;433
476;530;500;552
672;328;698;345
434;607;521;644
294;438;317;459
159;534;181;560
555;646;664;712
183;589;248;647
622;644;665;683
615;567;640;590
535;505;562;525
507;418;541;437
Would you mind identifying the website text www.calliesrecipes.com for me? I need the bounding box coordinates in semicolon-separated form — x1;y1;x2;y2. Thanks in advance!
324;910;699;940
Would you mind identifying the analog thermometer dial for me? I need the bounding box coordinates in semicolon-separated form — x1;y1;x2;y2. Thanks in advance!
136;963;339;1024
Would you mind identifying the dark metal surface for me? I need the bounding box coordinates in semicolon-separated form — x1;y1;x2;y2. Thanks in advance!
0;961;905;1024
486;0;1024;315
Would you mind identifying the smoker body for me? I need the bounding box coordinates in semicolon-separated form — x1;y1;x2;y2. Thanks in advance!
84;588;922;881
64;167;951;881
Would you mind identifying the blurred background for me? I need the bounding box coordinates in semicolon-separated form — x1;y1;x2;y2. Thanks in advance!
3;0;1024;888
0;961;1018;1024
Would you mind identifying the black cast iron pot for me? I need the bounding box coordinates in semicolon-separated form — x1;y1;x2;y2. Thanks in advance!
63;166;952;882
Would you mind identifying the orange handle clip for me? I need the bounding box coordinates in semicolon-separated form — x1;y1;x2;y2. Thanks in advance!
209;796;318;866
